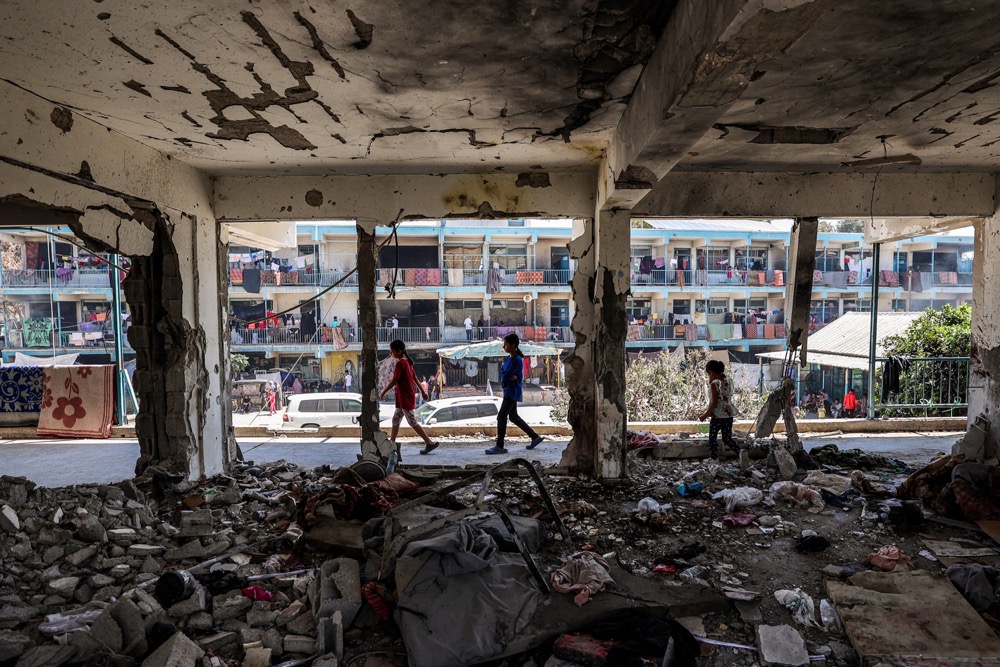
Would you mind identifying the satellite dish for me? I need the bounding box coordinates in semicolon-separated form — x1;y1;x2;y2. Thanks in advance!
523;294;533;303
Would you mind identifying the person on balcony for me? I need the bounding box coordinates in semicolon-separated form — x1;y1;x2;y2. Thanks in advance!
477;315;485;340
464;315;474;341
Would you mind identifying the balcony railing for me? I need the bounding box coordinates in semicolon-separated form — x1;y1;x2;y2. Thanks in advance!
873;356;969;416
3;324;129;350
632;268;786;288
226;263;575;289
627;321;786;342
1;268;115;289
932;272;973;287
227;323;575;347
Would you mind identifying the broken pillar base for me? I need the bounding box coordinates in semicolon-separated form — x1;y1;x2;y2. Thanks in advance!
360;432;394;464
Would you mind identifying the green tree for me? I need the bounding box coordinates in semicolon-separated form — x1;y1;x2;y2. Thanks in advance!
836;220;864;233
231;353;250;375
879;304;971;415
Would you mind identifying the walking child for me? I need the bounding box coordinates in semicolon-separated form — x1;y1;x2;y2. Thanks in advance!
485;333;545;455
380;340;438;459
698;359;740;460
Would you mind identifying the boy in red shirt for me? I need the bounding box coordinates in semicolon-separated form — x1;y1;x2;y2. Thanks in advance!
380;340;437;459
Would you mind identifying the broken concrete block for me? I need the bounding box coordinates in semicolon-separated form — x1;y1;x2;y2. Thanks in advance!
167;587;207;618
284;634;316;655
64;545;98;566
11;644;77;667
212;594;251;621
0;506;20;533
164;540;206;561
276;599;306;626
90;608;124;654
107;527;138;545
198;631;239;654
76;516;107;543
757;624;809;666
247;608;279;628
773;447;798;480
110;598;148;658
142;630;205;667
317;558;362;626
0;605;38;625
314;655;340;667
178;509;214;538
243;647;272;667
45;577;80;597
187;612;214;632
128;544;166;557
0;629;30;662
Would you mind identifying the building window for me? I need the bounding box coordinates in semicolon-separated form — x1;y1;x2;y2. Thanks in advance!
733;298;767;313
672;299;691;315
488;244;529;271
893;251;908;273
443;244;482;271
891;299;909;312
489;298;527;325
696;298;729;314
843;299;871;313
814;251;841;272
444;300;483;326
627;299;651;322
810;299;839;323
735;247;768;271
698;247;730;271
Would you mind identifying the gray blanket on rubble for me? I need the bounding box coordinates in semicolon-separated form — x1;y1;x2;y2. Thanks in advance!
394;520;543;667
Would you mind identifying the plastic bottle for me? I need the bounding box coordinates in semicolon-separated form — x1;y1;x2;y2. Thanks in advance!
820;599;843;634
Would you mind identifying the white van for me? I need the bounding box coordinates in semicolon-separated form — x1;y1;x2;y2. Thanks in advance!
282;392;369;428
379;396;502;428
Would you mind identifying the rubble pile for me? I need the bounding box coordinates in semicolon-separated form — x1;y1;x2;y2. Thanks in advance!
2;432;1000;667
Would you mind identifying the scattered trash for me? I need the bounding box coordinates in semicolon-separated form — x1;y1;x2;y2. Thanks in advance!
652;563;677;575
819;599;844;635
945;564;1000;611
712;487;764;512
550;551;614;607
636;497;670;523
770;481;826;512
722;513;757;528
774;588;822;628
864;545;913;571
676;481;705;497
241;585;274;602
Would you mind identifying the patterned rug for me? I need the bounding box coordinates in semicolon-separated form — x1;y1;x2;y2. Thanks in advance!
0;366;45;414
37;365;115;438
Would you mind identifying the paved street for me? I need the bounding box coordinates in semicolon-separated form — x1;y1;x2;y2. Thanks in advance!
0;432;962;488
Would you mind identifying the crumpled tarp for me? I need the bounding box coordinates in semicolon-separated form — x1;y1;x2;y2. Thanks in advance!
394;520;544;667
946;564;1000;611
865;545;912;571
550;551;614;607
951;462;1000;521
810;444;907;472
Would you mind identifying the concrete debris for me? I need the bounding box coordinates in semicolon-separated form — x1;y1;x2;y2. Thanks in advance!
0;442;990;666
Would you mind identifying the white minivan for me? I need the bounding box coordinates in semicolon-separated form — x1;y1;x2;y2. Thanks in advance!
282;392;370;428
378;396;502;429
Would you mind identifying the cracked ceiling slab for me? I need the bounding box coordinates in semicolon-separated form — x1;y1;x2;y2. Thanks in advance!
0;0;665;175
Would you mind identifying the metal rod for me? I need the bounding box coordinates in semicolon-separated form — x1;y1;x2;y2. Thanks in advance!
110;253;126;425
867;243;881;419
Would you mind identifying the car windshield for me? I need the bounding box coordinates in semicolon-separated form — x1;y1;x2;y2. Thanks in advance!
414;404;435;420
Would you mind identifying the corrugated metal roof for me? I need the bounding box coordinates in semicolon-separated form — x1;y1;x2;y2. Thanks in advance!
639;219;793;233
755;312;922;369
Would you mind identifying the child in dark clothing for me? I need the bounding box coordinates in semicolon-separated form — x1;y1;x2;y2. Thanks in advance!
485;333;544;455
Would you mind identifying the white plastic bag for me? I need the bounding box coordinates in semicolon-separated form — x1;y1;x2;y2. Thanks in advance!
774;588;821;628
711;487;764;513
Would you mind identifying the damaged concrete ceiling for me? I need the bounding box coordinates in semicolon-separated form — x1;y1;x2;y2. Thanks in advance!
0;0;672;174
4;0;1000;182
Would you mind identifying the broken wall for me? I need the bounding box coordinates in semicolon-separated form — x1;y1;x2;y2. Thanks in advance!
0;81;232;479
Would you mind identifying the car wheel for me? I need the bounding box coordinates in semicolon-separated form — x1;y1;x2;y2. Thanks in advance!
302;423;320;429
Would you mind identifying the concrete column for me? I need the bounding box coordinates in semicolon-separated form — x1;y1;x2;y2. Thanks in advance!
560;209;630;479
969;214;1000;454
357;223;392;462
785;217;819;361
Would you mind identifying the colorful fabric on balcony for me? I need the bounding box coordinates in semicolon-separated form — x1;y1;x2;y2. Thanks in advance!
684;324;698;341
846;270;859;285
764;324;777;339
0;366;44;414
23;318;52;347
879;270;900;287
938;271;959;285
516;271;543;284
775;324;787;338
37;365;115;439
745;321;759;339
812;270;825;284
229;268;243;283
260;269;276;285
771;270;784;286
